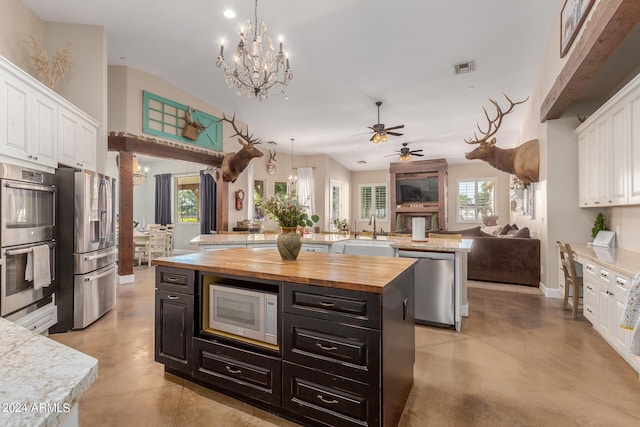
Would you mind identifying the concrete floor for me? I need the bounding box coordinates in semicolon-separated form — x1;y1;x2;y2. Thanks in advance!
50;267;640;426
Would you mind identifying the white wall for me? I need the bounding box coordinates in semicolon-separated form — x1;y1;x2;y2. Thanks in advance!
514;0;640;290
0;0;44;70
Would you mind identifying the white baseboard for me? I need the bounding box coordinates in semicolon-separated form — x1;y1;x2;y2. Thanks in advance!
117;274;135;284
540;281;563;298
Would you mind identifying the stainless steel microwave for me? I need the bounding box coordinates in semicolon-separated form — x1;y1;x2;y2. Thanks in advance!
209;284;278;345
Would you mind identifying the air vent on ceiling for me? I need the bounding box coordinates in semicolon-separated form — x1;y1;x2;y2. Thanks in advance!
454;61;476;75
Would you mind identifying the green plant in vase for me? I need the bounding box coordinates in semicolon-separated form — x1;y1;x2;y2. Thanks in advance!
591;212;607;239
256;192;320;260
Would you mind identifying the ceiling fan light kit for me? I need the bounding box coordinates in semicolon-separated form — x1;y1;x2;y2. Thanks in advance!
368;101;404;143
385;142;424;161
216;0;292;100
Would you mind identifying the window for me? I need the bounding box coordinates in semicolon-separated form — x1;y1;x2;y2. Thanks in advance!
254;179;265;219
142;91;223;151
359;184;388;221
330;180;343;229
457;178;496;222
175;175;200;222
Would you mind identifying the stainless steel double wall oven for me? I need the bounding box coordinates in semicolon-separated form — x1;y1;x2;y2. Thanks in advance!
0;163;56;318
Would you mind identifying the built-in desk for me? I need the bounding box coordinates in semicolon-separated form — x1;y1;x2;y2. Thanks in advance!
569;244;640;374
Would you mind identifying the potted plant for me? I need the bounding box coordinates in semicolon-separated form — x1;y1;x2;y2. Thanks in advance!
333;218;349;233
591;212;607;239
256;192;319;260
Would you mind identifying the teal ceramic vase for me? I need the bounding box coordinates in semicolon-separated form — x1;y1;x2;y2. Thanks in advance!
277;227;302;261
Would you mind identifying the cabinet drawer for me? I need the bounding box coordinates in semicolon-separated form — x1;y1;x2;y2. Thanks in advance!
284;313;380;385
284;283;381;329
583;262;597;279
283;361;379;427
301;244;329;253
598;267;612;286
156;266;195;294
192;338;281;407
614;273;630;296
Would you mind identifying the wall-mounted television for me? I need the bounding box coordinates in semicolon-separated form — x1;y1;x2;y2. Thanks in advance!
396;177;438;204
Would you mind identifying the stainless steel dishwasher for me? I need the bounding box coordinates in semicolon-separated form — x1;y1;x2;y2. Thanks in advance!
399;250;455;328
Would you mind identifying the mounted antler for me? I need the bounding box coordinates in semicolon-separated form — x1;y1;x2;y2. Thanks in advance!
218;114;264;183
266;148;277;175
464;94;528;145
464;94;539;183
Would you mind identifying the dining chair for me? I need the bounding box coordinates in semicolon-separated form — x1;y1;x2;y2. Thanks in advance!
557;241;583;318
147;229;168;262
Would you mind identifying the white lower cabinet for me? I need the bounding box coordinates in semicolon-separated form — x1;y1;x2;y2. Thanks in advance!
582;259;636;372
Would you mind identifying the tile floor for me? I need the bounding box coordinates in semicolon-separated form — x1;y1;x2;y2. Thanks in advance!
50;268;640;426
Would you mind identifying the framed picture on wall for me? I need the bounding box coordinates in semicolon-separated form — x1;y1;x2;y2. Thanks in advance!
560;0;595;58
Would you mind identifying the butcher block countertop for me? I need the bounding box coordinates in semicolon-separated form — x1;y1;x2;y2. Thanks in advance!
0;318;98;427
153;248;416;294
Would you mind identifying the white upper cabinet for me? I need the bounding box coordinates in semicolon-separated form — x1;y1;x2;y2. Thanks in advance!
0;55;99;172
0;67;57;169
628;92;640;204
576;73;640;207
58;105;97;171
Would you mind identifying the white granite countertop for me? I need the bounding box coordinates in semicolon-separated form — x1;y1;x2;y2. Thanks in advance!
0;317;98;427
190;234;473;253
190;233;350;246
570;243;640;278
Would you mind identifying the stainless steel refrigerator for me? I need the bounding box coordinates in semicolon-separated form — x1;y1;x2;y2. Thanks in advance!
50;167;117;332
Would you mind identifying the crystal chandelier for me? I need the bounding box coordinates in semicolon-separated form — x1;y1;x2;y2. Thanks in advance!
216;0;292;100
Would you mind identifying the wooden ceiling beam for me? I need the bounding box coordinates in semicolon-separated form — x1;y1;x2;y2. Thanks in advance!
107;134;224;166
540;0;640;122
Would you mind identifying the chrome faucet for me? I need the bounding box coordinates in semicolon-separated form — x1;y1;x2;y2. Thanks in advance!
369;213;377;239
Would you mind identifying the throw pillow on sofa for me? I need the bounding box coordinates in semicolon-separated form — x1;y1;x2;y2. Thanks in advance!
498;224;512;235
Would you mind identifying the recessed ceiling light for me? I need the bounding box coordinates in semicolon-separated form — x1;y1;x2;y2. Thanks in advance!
223;9;236;19
267;141;278;145
357;160;367;164
284;97;289;100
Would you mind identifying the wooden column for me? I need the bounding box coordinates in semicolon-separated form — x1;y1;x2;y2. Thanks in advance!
216;180;228;232
118;151;134;277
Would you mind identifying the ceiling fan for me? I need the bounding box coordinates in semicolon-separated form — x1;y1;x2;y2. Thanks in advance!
385;143;424;161
368;101;404;143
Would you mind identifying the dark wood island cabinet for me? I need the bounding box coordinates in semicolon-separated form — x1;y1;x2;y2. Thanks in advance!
153;248;416;427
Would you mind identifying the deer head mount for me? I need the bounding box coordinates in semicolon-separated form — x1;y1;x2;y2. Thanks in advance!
266;149;277;175
464;94;539;183
218;114;264;183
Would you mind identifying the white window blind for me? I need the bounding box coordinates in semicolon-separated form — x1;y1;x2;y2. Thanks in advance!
359;184;388;220
457;178;496;222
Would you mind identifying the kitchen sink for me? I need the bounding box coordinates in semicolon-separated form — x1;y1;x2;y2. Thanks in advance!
340;239;396;257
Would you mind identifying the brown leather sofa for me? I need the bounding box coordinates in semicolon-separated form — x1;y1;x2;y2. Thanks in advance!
439;226;541;287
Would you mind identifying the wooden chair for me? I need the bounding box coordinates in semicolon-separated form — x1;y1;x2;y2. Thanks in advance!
428;233;462;240
557;241;583;318
165;224;175;256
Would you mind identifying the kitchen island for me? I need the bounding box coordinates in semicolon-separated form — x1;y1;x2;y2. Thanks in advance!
190;233;473;331
152;248;416;427
0;317;98;427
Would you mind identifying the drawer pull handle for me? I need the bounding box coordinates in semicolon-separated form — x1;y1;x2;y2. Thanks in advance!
165;276;180;283
225;366;242;374
616;279;626;286
167;295;179;300
318;301;336;307
317;395;339;404
316;343;338;351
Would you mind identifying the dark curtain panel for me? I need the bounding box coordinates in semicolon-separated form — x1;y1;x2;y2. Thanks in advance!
200;170;216;234
155;173;172;225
